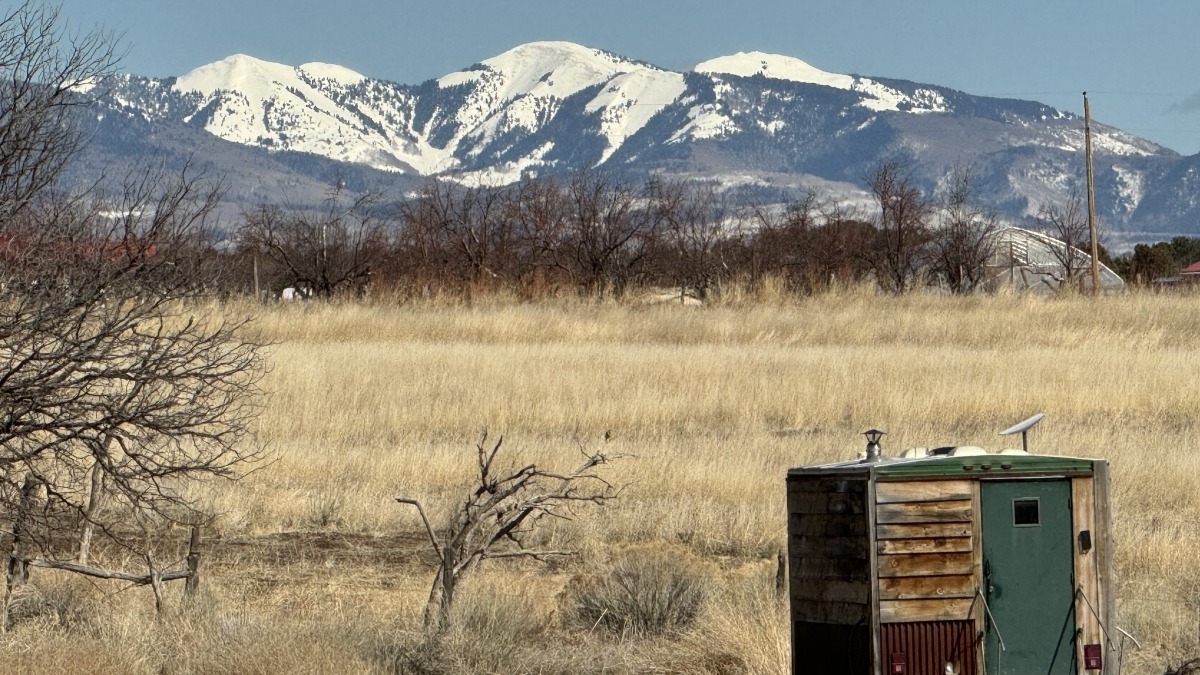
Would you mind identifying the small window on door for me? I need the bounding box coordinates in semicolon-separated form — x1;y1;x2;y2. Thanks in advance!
1013;498;1040;526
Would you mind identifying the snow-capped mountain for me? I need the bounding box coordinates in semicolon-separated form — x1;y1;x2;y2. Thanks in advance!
89;42;1200;238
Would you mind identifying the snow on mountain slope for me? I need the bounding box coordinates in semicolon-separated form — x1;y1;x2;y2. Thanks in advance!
586;69;687;162
437;42;686;165
298;62;366;86
695;52;853;89
696;51;947;114
115;42;1197;235
172;54;400;168
440;42;628;106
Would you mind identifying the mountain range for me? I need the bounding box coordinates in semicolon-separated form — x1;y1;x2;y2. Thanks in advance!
80;41;1200;243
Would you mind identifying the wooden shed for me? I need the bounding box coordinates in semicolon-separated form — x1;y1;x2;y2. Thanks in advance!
786;443;1114;675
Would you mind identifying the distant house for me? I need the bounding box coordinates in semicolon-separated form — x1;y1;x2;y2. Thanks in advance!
1177;260;1200;282
984;227;1124;292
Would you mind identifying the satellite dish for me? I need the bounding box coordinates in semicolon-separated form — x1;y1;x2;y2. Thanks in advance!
999;413;1045;453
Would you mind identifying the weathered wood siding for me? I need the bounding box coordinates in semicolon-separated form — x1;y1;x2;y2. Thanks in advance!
874;479;978;624
788;476;870;626
1074;467;1115;673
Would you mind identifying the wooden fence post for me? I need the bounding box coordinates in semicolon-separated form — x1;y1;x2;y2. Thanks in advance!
184;525;202;596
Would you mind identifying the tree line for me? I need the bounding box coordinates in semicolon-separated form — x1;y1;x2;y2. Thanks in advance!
229;161;1027;300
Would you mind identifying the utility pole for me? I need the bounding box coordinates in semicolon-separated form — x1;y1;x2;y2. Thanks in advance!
1084;92;1101;295
253;255;260;303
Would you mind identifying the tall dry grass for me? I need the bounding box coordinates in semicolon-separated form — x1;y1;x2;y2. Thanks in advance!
5;286;1200;673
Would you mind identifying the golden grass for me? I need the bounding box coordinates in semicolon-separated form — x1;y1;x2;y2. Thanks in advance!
7;287;1200;673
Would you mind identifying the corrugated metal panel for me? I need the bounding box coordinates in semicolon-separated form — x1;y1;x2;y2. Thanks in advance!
881;620;978;675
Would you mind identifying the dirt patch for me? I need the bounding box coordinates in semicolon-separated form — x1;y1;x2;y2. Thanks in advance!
205;530;436;569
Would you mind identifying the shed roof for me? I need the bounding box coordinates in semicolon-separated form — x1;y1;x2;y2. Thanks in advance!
787;452;1098;479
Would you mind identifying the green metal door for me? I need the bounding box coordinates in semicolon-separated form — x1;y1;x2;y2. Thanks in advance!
980;480;1076;675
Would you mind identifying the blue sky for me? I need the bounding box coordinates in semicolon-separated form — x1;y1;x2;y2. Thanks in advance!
56;0;1200;155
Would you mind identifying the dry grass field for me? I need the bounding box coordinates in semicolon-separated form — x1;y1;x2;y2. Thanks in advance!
4;285;1200;674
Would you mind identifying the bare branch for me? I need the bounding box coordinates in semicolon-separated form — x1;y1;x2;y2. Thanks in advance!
396;432;619;629
394;497;443;563
26;558;191;586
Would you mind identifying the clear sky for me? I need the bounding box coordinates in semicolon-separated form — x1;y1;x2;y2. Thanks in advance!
54;0;1200;155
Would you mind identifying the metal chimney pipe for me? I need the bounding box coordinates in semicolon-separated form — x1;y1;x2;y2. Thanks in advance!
862;429;886;463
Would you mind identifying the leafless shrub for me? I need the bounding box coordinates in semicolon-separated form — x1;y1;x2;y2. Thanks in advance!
396;433;619;629
564;546;709;638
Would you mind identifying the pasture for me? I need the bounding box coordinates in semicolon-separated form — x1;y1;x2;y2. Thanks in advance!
3;287;1199;674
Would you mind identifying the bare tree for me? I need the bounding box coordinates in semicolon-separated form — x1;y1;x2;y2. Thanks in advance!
238;182;389;298
0;166;266;629
653;179;736;300
561;172;661;298
396;434;618;629
1034;189;1092;289
0;4;265;629
507;175;572;291
748;192;878;293
0;1;118;222
865;159;933;293
398;179;517;288
929;165;1000;294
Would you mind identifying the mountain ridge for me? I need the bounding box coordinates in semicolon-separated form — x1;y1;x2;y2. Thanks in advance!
87;41;1200;240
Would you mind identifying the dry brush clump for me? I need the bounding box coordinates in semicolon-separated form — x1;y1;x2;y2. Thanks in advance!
563;545;711;638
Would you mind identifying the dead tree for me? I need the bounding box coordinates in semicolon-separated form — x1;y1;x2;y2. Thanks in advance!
237;183;389;298
396;434;618;629
1034;189;1092;290
865;159;933;293
929;165;1000;293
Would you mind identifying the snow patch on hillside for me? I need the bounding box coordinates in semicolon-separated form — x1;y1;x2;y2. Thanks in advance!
299;62;366;86
587;69;687;162
1113;165;1145;211
697;52;950;114
695;52;854;89
439;42;630;104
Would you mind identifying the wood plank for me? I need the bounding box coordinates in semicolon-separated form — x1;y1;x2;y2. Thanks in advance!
790;579;870;604
876;522;972;540
1072;476;1101;669
791;598;870;625
792;535;869;558
875;500;973;524
876;536;971;555
878;574;975;600
876;480;973;504
866;478;882;675
791;514;868;537
879;598;976;623
789;490;866;515
878;552;974;578
970;480;986;672
1093;462;1116;666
